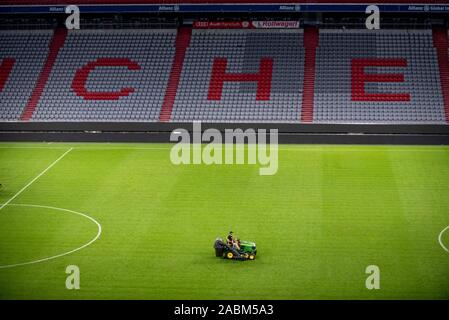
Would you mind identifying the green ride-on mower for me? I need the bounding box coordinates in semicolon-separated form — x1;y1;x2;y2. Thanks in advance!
213;237;257;261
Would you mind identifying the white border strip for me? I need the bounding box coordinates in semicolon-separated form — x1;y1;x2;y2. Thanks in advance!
0;147;73;211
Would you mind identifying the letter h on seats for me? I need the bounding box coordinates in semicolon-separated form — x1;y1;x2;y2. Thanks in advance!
207;57;273;101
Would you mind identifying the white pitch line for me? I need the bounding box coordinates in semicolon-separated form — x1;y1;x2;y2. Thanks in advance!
0;146;69;149
0;147;73;211
438;226;449;254
0;203;102;269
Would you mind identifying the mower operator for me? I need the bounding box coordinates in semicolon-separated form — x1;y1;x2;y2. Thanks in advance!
227;231;240;251
227;231;234;246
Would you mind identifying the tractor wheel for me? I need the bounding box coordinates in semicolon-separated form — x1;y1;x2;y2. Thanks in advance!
226;252;234;259
249;254;255;260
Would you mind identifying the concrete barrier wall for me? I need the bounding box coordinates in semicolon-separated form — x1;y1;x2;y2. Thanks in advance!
1;122;448;144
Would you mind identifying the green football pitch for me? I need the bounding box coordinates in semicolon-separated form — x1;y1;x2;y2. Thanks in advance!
0;142;448;299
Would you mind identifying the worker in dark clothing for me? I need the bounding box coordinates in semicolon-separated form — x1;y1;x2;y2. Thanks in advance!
226;231;234;246
227;231;241;252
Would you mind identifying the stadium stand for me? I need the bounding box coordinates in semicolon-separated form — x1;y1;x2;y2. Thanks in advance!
0;30;53;121
31;29;176;121
1;26;449;124
433;28;449;123
314;29;446;124
170;29;304;123
159;27;192;122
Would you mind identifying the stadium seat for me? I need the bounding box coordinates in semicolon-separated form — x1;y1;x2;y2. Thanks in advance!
31;29;176;122
314;29;446;124
0;30;53;121
0;27;448;124
170;29;305;123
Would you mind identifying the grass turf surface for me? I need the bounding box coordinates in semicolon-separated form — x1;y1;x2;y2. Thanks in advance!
0;142;448;299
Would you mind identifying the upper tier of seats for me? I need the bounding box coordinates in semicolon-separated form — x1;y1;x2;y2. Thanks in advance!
0;27;448;124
